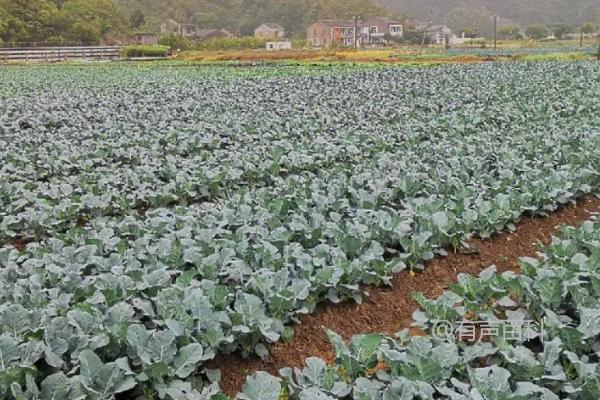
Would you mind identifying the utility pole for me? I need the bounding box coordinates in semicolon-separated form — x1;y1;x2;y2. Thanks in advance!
353;16;359;50
578;9;584;48
597;31;600;61
420;8;432;55
493;15;498;51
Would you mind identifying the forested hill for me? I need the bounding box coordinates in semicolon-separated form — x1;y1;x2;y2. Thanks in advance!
376;0;600;28
115;0;391;37
0;0;391;43
1;0;598;44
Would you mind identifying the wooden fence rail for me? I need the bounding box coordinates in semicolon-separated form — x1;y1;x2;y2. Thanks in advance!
0;46;122;63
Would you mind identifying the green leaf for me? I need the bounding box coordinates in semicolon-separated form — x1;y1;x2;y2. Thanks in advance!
577;307;600;339
0;334;19;372
173;343;204;378
240;372;281;400
40;373;70;400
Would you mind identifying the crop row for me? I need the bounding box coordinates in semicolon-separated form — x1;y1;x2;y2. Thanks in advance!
237;218;600;400
1;63;599;242
0;62;599;399
439;45;598;57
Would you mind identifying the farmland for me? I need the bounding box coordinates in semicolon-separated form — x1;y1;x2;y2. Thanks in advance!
245;218;600;399
0;62;599;399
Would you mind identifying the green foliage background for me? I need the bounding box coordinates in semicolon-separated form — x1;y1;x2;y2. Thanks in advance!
0;0;126;43
0;0;598;45
0;0;386;44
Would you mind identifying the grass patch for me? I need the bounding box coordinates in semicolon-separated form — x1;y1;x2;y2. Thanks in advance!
121;45;170;58
518;52;593;61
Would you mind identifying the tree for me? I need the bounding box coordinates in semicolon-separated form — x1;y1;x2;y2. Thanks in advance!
581;22;598;34
462;26;480;38
553;23;573;39
0;0;59;42
158;33;192;50
445;7;491;37
498;24;520;40
129;9;145;29
270;0;312;37
57;0;127;42
402;27;430;45
0;4;9;39
378;0;600;29
525;23;549;39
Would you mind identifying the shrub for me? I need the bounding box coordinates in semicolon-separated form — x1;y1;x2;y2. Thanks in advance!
195;36;268;51
159;34;193;51
121;45;169;58
291;38;307;49
464;39;487;48
402;28;431;45
45;36;69;46
525;23;549;40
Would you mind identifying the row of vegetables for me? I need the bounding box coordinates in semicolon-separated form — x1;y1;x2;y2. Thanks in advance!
1;63;598;242
236;218;600;400
0;62;599;398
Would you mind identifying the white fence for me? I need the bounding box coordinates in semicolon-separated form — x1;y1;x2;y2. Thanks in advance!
0;46;121;63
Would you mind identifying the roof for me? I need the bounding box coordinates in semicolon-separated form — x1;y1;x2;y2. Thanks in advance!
196;29;219;36
312;19;358;28
428;25;451;31
195;29;233;39
162;19;199;29
369;16;401;25
258;23;285;31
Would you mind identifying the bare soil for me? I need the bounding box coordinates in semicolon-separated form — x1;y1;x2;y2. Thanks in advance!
214;196;600;396
180;48;491;64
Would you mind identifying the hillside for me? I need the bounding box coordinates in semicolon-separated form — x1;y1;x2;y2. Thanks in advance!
115;0;392;37
0;0;393;43
1;0;598;44
377;0;600;31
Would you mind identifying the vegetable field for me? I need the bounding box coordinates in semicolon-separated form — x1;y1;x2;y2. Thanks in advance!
0;62;599;399
249;219;600;400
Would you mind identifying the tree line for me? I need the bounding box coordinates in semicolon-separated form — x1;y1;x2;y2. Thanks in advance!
0;0;126;44
1;0;598;45
0;0;391;44
379;0;599;27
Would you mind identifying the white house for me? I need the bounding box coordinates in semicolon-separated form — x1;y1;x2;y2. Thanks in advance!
266;41;292;51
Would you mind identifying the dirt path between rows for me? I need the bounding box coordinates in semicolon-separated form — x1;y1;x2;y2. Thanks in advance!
215;196;600;396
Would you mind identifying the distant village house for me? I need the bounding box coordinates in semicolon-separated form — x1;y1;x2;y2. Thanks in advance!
255;23;286;39
307;17;403;47
133;33;158;45
161;19;199;38
160;19;235;41
307;20;359;47
450;32;485;45
425;25;453;44
362;17;403;44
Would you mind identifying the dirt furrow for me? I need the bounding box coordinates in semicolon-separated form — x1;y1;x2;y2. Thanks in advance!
215;196;600;396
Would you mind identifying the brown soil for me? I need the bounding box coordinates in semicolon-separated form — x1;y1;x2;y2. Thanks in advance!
8;237;34;252
204;54;490;65
215;196;600;396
